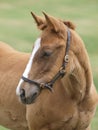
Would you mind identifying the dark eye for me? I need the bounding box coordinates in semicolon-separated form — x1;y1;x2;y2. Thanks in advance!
43;50;52;57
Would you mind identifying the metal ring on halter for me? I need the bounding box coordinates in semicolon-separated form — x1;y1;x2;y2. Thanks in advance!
40;83;45;89
64;55;69;63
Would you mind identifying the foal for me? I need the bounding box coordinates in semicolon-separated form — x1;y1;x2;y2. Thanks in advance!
16;12;98;130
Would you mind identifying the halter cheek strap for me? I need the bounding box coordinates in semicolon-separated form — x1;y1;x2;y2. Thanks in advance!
22;28;71;92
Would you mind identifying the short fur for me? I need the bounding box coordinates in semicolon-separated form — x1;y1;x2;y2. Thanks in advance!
0;42;29;130
0;12;98;130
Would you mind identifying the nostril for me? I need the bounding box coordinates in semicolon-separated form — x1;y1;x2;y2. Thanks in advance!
20;89;25;98
33;92;37;97
32;92;38;100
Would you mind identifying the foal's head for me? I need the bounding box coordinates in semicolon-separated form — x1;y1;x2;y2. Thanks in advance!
16;12;75;104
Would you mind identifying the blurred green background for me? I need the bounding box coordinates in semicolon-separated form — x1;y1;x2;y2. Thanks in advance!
0;0;98;129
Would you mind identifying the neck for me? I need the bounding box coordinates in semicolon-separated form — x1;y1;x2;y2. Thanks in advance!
61;30;93;103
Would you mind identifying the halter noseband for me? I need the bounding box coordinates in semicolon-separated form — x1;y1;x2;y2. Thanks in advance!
22;28;71;92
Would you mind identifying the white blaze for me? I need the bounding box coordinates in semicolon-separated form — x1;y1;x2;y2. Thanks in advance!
16;38;41;96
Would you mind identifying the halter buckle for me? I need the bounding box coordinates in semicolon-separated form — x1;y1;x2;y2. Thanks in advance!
59;67;66;77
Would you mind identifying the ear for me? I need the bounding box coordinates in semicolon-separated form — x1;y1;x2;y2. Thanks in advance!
63;21;76;30
43;12;61;32
31;12;46;30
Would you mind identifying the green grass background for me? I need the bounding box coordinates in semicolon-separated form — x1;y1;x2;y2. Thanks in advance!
0;0;98;129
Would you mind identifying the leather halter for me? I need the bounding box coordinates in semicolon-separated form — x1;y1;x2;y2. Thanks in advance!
22;28;71;92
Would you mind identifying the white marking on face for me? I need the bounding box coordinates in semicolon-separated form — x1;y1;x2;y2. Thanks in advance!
16;79;24;96
16;38;41;96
